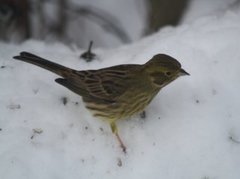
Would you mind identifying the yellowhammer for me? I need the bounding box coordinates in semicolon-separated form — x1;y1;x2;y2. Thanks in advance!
14;52;189;153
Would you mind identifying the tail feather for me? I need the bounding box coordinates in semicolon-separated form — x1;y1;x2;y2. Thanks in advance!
13;52;73;78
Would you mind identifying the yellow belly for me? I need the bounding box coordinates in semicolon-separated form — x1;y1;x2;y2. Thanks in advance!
85;89;158;121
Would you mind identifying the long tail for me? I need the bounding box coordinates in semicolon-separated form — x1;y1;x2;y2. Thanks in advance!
13;52;74;78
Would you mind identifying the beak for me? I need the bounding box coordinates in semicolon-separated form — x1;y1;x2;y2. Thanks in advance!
179;68;190;76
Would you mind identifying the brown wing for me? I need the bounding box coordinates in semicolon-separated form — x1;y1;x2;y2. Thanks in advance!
55;64;141;103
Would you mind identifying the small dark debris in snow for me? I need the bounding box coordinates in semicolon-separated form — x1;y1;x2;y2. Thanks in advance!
91;138;95;142
33;89;39;94
99;127;104;132
0;128;2;131
117;158;122;167
85;126;88;130
229;135;240;144
61;96;68;105
212;89;217;95
81;159;85;163
31;128;43;139
202;176;210;179
152;142;156;146
1;65;6;69
7;104;21;110
158;117;161;120
34;129;43;134
75;101;79;105
195;99;200;104
140;111;146;119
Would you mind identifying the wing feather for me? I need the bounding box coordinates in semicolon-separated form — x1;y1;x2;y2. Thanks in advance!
55;64;141;102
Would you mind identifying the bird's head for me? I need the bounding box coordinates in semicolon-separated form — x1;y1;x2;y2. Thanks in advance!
144;54;189;87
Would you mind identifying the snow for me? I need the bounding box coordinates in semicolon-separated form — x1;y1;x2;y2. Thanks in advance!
182;0;237;23
71;0;147;40
67;0;147;48
1;3;240;179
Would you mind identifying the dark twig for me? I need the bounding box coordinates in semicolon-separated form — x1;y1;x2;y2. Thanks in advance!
80;41;96;62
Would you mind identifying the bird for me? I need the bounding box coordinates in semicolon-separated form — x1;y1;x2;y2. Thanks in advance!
13;52;189;153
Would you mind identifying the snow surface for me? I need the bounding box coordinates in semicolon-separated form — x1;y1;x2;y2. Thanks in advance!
1;4;240;179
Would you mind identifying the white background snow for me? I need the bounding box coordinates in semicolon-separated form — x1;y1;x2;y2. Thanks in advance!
1;0;240;179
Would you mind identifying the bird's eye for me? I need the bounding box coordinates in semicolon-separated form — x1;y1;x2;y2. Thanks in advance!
165;72;171;76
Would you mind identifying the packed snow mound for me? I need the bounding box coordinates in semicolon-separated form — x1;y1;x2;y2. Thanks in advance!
0;7;240;179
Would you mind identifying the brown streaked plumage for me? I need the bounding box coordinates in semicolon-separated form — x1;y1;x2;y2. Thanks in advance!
13;52;189;153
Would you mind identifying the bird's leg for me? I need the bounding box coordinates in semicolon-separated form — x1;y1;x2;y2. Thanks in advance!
110;121;126;153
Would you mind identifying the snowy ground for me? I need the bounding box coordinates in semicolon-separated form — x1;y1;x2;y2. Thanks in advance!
1;3;240;179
